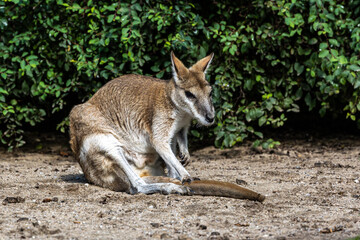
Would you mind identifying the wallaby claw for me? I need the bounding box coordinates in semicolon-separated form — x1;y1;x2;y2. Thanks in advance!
179;152;191;167
181;176;193;185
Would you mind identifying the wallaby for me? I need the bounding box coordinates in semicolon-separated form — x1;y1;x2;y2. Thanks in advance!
69;52;265;202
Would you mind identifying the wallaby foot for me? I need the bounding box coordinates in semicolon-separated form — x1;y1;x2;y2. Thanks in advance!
130;183;192;195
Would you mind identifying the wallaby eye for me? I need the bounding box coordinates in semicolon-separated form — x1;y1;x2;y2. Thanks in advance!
185;91;196;100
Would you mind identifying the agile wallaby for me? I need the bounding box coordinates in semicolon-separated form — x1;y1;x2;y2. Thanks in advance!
69;52;265;202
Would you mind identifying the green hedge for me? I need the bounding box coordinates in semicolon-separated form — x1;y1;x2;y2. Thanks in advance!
1;0;360;150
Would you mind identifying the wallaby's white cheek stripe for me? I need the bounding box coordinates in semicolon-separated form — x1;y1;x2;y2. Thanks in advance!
183;97;208;126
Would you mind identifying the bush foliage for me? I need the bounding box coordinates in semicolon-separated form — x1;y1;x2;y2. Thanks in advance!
1;0;360;150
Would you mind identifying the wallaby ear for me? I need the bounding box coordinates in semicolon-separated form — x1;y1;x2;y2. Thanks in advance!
190;53;214;74
171;51;188;83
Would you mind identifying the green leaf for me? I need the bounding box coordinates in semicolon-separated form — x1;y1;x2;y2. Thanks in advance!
339;56;348;65
295;88;303;100
229;44;237;55
308;38;318;45
26;55;37;61
308;15;316;23
156;71;164;78
294;62;304;76
254;131;263;139
319;42;328;50
20;60;26;70
151;65;160;72
190;130;200;138
326;13;335;21
305;93;316;110
133;3;142;12
107;14;114;23
258;116;267;127
319;50;329;58
349;65;360;72
329;39;339;47
311;70;316;77
0;87;8;95
226;125;237;132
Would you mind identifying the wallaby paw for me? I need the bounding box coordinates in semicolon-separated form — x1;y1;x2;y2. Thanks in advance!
181;176;194;185
179;152;191;167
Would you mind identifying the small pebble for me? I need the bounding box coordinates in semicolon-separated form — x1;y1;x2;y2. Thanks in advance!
150;223;160;228
3;197;25;205
236;179;248;186
198;224;207;230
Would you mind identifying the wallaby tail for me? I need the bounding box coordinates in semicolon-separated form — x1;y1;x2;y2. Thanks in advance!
184;179;265;202
142;176;265;202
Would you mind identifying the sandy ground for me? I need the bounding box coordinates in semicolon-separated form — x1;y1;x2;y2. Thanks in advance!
0;132;359;240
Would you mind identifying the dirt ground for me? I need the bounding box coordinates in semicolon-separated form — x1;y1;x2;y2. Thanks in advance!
0;131;359;240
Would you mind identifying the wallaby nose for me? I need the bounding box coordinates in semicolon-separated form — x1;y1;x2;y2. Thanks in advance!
205;114;214;123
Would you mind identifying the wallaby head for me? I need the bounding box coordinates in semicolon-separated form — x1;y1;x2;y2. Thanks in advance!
170;52;215;126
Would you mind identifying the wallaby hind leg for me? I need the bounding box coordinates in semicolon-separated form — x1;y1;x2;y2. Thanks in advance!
80;150;131;192
80;134;192;195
